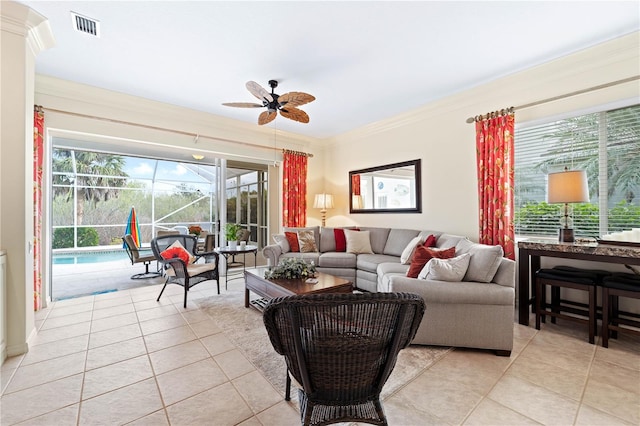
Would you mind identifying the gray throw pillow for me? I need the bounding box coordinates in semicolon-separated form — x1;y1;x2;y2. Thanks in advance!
273;234;290;253
455;238;503;283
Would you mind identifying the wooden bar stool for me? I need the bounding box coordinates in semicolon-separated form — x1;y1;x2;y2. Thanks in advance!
601;273;640;348
535;266;609;344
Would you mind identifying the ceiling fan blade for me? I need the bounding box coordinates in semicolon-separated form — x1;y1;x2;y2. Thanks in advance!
258;110;277;125
278;92;316;108
280;107;309;124
246;81;273;103
222;102;264;108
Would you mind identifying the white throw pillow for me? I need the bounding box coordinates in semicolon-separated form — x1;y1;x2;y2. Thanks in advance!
400;235;424;264
418;253;471;281
344;229;374;254
272;234;290;253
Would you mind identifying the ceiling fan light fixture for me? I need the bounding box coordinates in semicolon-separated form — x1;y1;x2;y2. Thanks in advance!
224;80;315;125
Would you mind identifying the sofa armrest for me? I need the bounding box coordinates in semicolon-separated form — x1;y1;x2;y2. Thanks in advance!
492;258;515;288
262;244;282;267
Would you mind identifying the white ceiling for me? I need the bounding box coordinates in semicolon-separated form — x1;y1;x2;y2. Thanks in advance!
20;1;640;139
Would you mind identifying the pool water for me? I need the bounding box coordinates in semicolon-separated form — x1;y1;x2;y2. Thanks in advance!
53;250;128;265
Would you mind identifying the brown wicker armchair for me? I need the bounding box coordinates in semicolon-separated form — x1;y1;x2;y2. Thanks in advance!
263;292;425;426
122;234;161;280
150;234;220;308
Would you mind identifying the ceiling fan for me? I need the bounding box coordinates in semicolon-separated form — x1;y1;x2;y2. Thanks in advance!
223;80;315;125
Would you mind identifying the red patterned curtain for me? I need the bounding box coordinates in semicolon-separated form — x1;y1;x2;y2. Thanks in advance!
282;150;308;227
351;174;361;196
34;106;44;310
475;111;515;260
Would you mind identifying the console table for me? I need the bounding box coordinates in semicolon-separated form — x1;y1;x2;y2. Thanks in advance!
517;239;640;326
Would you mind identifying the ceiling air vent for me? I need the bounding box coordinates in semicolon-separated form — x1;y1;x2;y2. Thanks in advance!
71;12;100;37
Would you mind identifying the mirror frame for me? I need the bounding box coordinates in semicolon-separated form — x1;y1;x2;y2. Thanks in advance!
349;159;422;214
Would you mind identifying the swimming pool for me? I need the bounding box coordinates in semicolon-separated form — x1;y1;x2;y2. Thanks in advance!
52;250;128;265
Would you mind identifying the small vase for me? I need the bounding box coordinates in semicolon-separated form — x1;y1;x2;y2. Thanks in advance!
228;241;238;249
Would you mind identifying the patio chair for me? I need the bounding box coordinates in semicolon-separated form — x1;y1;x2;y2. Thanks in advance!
263;292;425;426
151;234;220;308
122;234;161;279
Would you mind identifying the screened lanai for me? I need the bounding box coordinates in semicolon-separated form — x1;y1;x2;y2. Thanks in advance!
52;147;268;249
50;142;269;299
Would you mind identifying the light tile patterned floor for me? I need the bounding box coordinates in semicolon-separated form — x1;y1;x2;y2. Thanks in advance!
1;278;639;425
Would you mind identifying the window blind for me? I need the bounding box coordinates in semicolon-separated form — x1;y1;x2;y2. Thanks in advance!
514;104;640;238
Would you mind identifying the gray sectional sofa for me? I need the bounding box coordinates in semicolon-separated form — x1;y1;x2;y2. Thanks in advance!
263;226;516;355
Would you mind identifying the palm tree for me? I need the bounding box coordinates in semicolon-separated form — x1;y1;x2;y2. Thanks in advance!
533;105;640;203
52;149;128;225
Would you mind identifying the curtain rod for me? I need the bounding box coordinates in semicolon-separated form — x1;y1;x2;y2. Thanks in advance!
41;107;314;158
465;75;640;123
282;148;313;158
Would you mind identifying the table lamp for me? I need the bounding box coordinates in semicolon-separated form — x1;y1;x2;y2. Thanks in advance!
547;168;589;242
313;193;334;227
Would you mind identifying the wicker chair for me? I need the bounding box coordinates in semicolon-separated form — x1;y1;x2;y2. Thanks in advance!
122;234;161;279
150;234;220;308
263;292;425;426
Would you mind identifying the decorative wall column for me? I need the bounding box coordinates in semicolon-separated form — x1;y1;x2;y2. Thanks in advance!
0;1;54;359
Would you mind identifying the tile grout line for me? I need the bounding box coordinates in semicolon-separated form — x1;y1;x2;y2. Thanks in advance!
461;327;542;425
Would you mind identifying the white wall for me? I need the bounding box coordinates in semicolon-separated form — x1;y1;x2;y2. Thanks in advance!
322;32;640;239
0;1;54;358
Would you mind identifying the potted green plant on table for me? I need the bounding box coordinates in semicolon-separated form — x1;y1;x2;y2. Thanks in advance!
264;258;317;280
224;223;242;248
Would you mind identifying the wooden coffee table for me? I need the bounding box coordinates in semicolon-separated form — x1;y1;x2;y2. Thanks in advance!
244;267;353;310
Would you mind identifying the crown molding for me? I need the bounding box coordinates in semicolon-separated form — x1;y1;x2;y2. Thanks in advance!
1;2;55;55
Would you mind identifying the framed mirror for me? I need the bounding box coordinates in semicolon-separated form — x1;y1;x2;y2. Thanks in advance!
349;159;421;213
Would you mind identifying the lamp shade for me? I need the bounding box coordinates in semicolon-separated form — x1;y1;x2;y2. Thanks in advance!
313;193;334;210
547;170;589;204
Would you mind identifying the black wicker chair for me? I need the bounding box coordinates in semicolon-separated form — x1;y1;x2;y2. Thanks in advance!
263;292;425;426
151;234;220;308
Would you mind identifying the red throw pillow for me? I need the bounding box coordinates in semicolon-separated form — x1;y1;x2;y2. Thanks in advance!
406;245;456;278
334;229;347;252
285;231;300;252
424;234;437;248
160;245;191;265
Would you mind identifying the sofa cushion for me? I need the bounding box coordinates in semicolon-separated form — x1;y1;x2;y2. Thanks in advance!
357;253;400;273
273;234;290;253
406;246;456;278
345;229;374;254
285;232;300;252
418;253;471;281
359;227;391;254
319;227;336;252
435;233;465;249
383;229;420;256
318;252;357;268
280;252;320;264
298;229;318;253
455;238;504;283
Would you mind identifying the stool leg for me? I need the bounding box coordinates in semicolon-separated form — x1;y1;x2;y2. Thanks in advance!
611;293;619;340
602;287;609;348
588;286;595;344
551;286;560;324
535;279;542;330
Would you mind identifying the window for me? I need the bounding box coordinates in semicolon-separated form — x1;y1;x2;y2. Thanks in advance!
515;104;640;238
